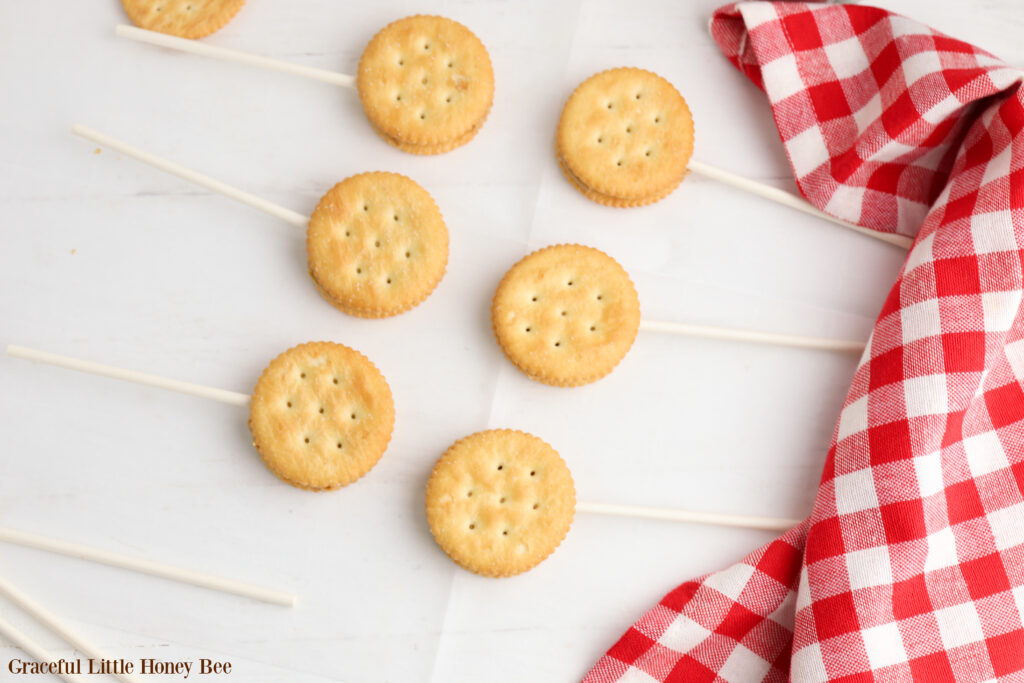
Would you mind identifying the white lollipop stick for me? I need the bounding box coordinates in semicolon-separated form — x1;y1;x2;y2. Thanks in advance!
0;617;89;683
115;25;356;88
71;124;308;229
6;345;250;406
0;527;294;607
577;501;799;532
0;573;143;683
639;319;865;354
687;159;913;249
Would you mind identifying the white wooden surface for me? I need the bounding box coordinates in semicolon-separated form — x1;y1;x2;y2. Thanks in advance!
0;1;1019;681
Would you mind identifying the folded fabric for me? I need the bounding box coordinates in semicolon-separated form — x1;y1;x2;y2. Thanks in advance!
585;3;1024;681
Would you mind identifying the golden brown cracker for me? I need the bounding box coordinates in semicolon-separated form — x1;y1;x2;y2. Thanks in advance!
249;342;394;491
306;172;448;318
426;429;575;577
491;245;641;387
121;0;245;39
358;15;494;153
557;68;694;204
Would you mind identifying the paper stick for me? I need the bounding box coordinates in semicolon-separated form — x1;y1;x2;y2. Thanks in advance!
0;617;90;683
0;573;144;683
115;25;356;88
0;527;294;607
687;159;913;249
639;319;866;354
71;124;309;229
6;345;250;406
576;501;799;532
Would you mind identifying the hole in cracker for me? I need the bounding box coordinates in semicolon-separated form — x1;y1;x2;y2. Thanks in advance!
304;437;310;444
499;497;506;504
363;204;369;211
567;280;574;286
525;327;531;332
590;325;597;331
350;413;357;420
398;59;405;66
645;150;652;157
616;160;623;167
356;268;362;274
300;372;306;378
424;43;431;50
469;523;476;530
386;278;392;284
332;378;339;384
597;136;604;143
447;61;453;68
345;231;351;237
393;214;399;222
626;126;633;134
497;464;504;471
502;530;509;536
531;296;538;302
530;471;536;476
533;503;539;509
607;102;613;109
422;77;428;85
419;113;426;120
654;116;661;123
337;442;343;449
396;94;402;101
375;240;381;247
286;401;292;408
554;341;561;347
405;251;411;258
319;407;325;414
596;294;603;300
467;490;473;497
561;310;567;316
445;96;452;103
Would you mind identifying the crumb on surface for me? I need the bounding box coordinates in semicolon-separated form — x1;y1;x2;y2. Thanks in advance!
93;148;100;155
70;248;76;255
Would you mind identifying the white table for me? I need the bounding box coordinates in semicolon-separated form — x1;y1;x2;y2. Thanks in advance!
1;1;1019;680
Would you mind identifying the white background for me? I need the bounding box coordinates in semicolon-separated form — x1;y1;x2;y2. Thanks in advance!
1;1;1019;681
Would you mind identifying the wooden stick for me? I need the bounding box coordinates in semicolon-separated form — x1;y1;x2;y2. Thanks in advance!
639;319;866;354
72;124;309;229
576;501;800;532
687;159;913;249
0;573;144;683
115;24;356;89
6;345;250;406
0;617;90;683
0;527;294;607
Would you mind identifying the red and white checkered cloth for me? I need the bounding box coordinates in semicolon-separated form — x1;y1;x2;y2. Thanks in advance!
584;3;1024;681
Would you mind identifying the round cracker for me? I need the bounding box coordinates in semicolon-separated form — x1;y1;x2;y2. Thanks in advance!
426;429;576;577
307;172;449;318
357;15;494;151
557;67;694;203
249;342;394;491
121;0;245;39
492;245;641;387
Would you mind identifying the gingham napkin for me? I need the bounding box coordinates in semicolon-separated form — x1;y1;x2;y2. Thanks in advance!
584;3;1024;681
